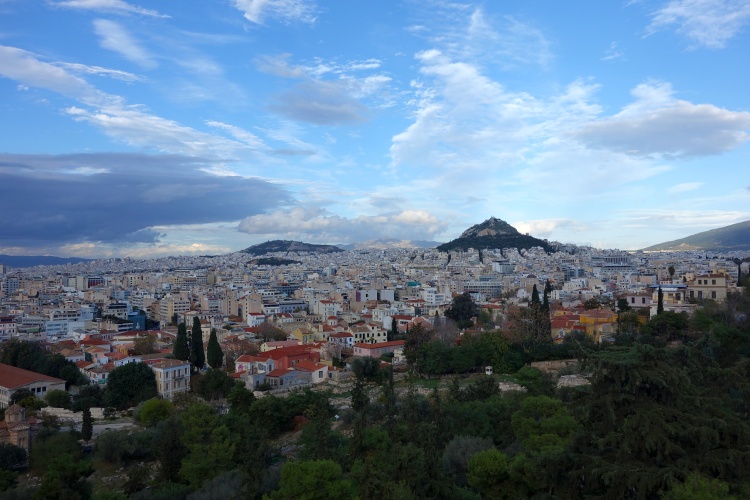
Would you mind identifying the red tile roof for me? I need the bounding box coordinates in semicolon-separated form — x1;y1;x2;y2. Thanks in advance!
0;363;65;390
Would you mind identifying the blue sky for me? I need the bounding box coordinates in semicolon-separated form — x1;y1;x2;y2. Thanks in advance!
1;0;749;258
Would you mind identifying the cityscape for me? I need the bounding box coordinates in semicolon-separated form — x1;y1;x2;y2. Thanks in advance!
2;0;750;498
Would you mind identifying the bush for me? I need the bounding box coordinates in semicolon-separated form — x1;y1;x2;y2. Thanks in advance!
95;429;155;466
138;399;175;427
45;389;71;409
0;443;27;471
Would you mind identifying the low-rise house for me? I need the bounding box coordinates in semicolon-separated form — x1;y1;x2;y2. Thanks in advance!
329;332;354;348
353;340;405;358
292;360;329;384
265;368;310;389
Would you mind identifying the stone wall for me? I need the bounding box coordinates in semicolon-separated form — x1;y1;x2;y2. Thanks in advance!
40;407;105;422
529;359;578;374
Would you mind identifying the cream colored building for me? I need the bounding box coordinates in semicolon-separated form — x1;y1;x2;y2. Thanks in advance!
147;359;191;400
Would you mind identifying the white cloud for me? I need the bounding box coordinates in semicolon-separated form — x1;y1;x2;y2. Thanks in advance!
93;19;156;69
667;181;704;194
233;0;317;25
620;209;750;229
513;219;589;239
53;0;169;18
601;41;623;61
57;61;144;82
572;82;750;158
647;0;750;48
238;207;447;243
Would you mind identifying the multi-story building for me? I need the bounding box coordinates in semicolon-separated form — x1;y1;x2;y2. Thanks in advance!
688;274;730;302
0;316;17;341
146;359;191;400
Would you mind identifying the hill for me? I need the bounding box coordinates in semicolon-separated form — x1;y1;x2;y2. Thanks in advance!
436;217;553;253
239;240;344;256
0;254;94;268
642;220;750;252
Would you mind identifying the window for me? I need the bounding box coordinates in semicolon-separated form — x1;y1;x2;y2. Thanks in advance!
711;291;716;299
698;291;703;299
318;370;323;378
642;298;646;304
631;297;635;303
712;279;716;285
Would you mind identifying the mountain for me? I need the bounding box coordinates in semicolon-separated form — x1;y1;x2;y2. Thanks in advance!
338;238;440;250
239;240;344;256
0;254;94;268
642;220;750;252
436;217;553;253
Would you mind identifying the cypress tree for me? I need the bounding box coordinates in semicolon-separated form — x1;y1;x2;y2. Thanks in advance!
190;317;205;370
81;406;93;442
657;286;664;315
531;284;540;306
173;322;189;361
206;328;223;369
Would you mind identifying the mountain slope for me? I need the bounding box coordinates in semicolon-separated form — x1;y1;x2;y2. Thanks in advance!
642;220;750;252
437;217;552;253
239;240;344;256
0;254;94;268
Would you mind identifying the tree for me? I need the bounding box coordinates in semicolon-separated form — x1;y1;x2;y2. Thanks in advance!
668;265;676;280
388;316;399;342
133;333;157;355
194;369;235;401
45;390;71;409
138;398;174;427
574;344;749;498
10;388;35;406
445;292;479;329
71;384;103;412
271;460;354;500
583;298;600;310
531;284;540;306
81;407;93;442
190;317;205;370
104;362;157;409
154;417;185;483
173;322;189;361
403;323;433;373
657;286;664;315
467;449;511;499
0;443;26;470
206;328;223;369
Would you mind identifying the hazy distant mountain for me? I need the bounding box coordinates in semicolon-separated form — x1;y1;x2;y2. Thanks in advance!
642;220;750;252
437;217;553;253
339;238;440;250
0;254;93;268
239;240;344;256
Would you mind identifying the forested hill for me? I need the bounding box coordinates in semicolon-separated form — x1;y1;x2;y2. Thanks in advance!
643;219;750;252
239;240;344;256
437;217;553;252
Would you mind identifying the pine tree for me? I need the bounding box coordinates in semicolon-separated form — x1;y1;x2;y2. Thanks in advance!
206;328;223;369
81;406;93;442
173;322;189;361
190;317;205;370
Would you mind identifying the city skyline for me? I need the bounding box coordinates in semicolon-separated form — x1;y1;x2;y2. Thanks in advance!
1;0;749;258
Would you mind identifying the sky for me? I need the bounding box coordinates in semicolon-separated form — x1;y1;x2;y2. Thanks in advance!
1;0;749;258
